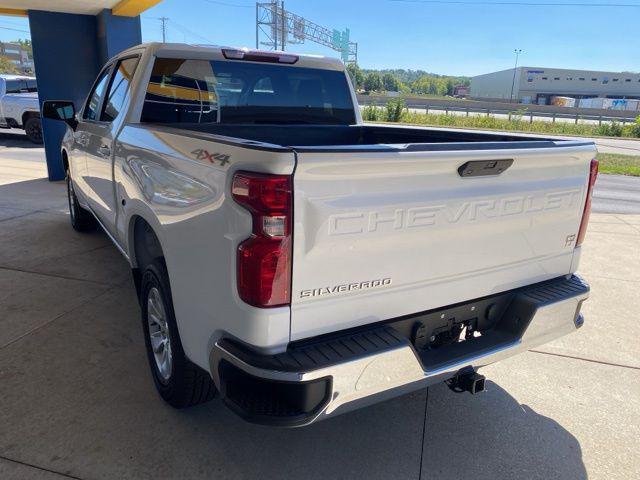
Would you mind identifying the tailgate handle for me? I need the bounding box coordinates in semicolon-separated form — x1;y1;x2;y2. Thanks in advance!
458;159;513;178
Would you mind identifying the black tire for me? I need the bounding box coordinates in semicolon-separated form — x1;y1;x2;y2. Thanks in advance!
24;116;43;144
140;260;217;408
66;172;97;232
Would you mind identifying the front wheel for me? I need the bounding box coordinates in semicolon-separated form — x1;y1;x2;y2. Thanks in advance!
24;116;43;144
141;260;217;408
66;172;96;232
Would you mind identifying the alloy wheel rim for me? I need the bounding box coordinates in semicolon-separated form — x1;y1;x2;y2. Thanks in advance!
67;177;76;222
147;287;173;383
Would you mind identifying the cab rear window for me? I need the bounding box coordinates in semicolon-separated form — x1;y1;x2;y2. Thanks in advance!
141;58;355;125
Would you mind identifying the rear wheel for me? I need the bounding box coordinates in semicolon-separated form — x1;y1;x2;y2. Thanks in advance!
66;172;96;232
140;260;217;408
24;116;43;144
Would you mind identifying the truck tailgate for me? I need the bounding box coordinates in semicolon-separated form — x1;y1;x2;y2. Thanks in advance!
290;143;595;340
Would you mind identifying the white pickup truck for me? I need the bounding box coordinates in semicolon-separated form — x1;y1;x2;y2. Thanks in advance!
43;43;596;427
0;75;42;143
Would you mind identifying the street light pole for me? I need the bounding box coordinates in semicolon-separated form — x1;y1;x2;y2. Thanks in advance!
509;48;522;103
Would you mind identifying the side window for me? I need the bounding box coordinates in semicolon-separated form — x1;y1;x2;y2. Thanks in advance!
141;58;218;124
5;80;23;93
83;67;112;121
101;57;140;122
25;79;37;92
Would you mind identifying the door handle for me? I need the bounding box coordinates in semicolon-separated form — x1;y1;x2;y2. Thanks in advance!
98;144;111;157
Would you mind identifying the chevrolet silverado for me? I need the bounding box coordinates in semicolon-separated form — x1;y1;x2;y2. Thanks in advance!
42;43;596;427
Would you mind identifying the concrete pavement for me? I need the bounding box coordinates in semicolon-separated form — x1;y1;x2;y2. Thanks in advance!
0;131;47;186
1;134;639;480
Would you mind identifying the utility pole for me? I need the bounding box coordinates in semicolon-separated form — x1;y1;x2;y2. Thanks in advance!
281;1;286;51
273;1;278;51
255;3;259;48
160;16;168;43
510;48;522;103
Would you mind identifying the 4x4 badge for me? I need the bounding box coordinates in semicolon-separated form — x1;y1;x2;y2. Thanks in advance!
191;149;230;167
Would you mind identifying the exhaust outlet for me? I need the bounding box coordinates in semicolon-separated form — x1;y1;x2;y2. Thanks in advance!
446;370;486;395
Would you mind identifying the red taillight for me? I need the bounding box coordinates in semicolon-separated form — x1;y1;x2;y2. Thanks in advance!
232;172;292;307
576;158;599;247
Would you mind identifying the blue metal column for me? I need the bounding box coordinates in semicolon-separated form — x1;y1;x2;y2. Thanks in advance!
97;10;142;66
28;9;141;181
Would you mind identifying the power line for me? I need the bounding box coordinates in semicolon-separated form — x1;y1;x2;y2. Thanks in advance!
170;19;217;45
0;19;29;27
0;25;30;34
389;0;640;7
200;0;254;7
141;16;216;45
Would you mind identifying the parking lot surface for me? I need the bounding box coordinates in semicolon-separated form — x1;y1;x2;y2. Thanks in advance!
1;134;639;479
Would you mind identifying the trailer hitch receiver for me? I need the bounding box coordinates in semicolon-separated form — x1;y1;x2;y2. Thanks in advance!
446;369;486;395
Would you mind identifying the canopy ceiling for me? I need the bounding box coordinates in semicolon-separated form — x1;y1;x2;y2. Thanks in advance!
0;0;162;17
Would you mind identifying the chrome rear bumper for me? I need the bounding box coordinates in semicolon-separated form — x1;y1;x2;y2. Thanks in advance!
210;275;589;427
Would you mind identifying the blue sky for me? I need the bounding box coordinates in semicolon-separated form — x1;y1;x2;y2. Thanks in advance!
1;0;639;76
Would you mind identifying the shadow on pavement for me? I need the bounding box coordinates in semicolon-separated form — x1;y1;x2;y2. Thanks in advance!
0;178;66;211
0;130;41;149
422;381;586;480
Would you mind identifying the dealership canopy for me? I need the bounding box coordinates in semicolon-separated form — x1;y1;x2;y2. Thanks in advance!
0;0;162;17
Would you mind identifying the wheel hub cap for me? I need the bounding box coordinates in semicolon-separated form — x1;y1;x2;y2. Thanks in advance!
147;287;173;383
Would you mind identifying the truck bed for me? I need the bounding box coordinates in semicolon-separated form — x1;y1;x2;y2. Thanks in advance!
159;123;587;151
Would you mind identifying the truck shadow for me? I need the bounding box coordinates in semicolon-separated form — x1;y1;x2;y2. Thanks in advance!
420;381;587;480
176;380;586;480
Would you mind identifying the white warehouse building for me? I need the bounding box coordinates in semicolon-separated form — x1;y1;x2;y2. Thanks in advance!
471;67;640;106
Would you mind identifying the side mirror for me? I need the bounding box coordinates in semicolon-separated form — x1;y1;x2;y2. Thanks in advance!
42;100;78;130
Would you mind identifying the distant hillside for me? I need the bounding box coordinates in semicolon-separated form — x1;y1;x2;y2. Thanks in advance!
347;64;470;96
362;68;470;86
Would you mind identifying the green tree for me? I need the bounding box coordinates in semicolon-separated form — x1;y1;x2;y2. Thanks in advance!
398;82;410;94
0;55;20;74
346;63;364;90
410;76;449;96
382;73;400;92
445;78;456;96
15;39;32;56
364;72;383;92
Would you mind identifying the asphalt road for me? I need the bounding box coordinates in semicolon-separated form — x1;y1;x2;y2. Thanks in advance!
592;137;640;155
592;174;640;214
1;129;639;214
406;106;631;127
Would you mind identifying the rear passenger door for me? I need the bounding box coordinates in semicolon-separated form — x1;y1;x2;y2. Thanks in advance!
84;56;139;233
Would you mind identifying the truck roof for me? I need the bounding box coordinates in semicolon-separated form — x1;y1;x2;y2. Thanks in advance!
118;42;346;71
0;74;36;80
